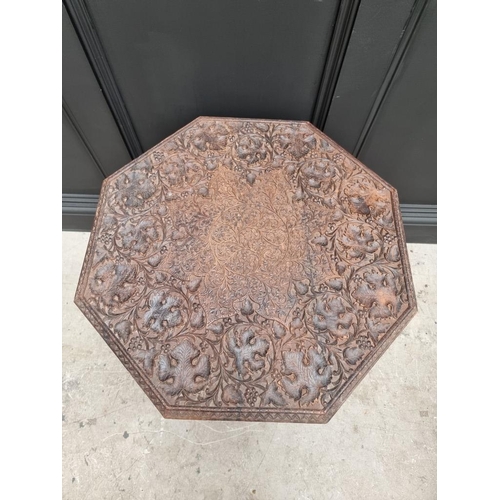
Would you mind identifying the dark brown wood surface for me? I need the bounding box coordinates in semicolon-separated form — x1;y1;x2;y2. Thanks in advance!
75;117;416;423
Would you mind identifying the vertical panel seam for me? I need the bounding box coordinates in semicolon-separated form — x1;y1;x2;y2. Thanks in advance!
353;0;430;156
63;0;143;159
311;0;361;130
63;100;107;179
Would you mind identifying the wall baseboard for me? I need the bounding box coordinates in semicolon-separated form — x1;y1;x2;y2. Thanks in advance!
62;194;436;243
400;203;437;243
62;193;99;232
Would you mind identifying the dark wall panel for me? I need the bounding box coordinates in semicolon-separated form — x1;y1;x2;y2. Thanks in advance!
63;4;130;177
62;109;104;194
323;0;414;152
358;0;436;205
63;0;436;240
85;0;340;150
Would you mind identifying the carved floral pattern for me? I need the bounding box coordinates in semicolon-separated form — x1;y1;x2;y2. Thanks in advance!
281;348;333;405
334;222;383;265
76;118;415;422
305;293;357;345
142;290;187;335
223;325;272;381
157;340;210;396
116;217;162;257
110;160;158;213
350;265;406;343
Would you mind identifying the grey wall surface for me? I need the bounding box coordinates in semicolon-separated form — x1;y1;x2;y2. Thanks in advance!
62;0;436;241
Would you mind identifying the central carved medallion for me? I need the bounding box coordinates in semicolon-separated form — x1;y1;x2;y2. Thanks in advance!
199;168;307;321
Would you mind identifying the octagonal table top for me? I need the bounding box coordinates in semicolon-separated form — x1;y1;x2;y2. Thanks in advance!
75;117;417;423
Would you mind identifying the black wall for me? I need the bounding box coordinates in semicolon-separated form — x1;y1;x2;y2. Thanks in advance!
62;0;436;242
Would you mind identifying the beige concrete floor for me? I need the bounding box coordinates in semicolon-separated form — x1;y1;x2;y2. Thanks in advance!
63;232;436;500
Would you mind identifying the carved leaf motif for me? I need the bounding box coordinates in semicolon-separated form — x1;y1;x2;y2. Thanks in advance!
299;159;337;192
343;176;393;227
90;261;141;311
344;346;364;366
187;277;202;293
207;322;224;335
352;270;401;319
148;254;162;267
311;295;356;341
281;349;333;405
189;123;229;153
160;155;201;187
311;235;328;246
261;382;286;407
325;279;343;291
158;340;210;395
222;384;244;405
117;218;160;255
190;307;205;329
114;320;132;342
336;223;382;264
387;244;400;262
349;196;370;215
275;127;316;158
135;347;158;375
272;322;287;339
294;281;309;296
293;186;305;201
367;317;391;342
115;168;156;209
227;329;269;377
246;172;256;185
241;298;254;316
235;134;268;164
144;291;185;333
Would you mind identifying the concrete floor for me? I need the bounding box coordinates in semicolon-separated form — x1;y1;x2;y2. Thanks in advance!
63;232;436;500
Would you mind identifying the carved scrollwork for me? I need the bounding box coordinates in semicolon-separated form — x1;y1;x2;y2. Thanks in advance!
224;326;271;381
76;118;415;422
108;159;159;214
305;292;357;345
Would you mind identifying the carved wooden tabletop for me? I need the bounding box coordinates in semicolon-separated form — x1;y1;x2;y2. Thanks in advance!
75;117;417;423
